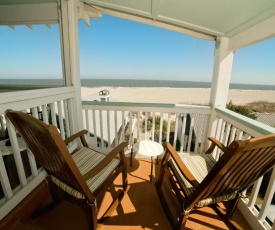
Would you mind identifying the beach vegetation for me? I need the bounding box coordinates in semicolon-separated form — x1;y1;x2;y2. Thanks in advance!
227;101;257;120
246;100;275;113
141;115;168;139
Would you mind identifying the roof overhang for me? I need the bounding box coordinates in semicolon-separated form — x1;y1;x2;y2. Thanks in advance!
0;1;101;28
1;0;275;49
82;0;275;43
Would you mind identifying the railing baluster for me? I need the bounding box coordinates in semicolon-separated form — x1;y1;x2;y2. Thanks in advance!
31;107;38;119
92;109;97;147
129;111;133;146
6;119;27;186
85;109;89;131
194;114;202;154
145;112;148;140
122;111;125;142
173;114;179;149
212;118;222;158
0;153;13;198
63;100;71;138
50;102;57;127
137;111;140;141
200;114;209;154
229;126;237;143
166;113;171;143
248;177;263;208
25;147;38;177
159;112;163;144
41;104;49;124
258;167;275;222
107;110;111;148
187;116;194;153
114;110;118;146
99;110;104;148
180;114;186;153
152;112;155;141
57;101;65;139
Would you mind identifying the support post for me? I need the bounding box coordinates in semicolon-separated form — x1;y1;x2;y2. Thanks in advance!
58;0;84;133
207;37;234;142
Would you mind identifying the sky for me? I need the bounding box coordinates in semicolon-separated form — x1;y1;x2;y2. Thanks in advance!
0;14;275;85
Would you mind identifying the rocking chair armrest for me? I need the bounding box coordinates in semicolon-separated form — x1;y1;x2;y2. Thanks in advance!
205;137;227;154
164;142;200;188
83;142;128;180
64;130;89;147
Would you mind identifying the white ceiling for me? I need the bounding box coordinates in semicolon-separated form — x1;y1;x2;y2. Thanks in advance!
1;0;275;44
83;0;275;40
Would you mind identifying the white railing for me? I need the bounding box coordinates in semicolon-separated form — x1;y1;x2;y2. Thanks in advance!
215;107;275;230
82;101;212;155
1;94;274;229
0;87;76;220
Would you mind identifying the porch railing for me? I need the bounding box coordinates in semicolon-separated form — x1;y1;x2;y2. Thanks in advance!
82;101;212;155
214;107;275;230
0;94;274;230
0;87;75;220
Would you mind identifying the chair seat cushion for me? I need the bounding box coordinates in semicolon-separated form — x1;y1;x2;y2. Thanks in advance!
170;153;237;207
51;147;120;199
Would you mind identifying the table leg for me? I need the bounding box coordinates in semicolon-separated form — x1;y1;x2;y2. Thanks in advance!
150;156;153;181
130;147;133;167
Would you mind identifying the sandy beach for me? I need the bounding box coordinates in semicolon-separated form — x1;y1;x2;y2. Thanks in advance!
81;87;275;105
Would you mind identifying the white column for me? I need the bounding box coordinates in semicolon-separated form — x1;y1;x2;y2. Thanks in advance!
207;37;234;139
58;0;84;132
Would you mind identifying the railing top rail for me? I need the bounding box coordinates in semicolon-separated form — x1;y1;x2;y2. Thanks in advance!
0;87;75;114
215;107;275;136
82;101;211;113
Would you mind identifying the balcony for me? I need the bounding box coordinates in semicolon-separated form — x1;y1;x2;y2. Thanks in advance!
0;87;274;229
1;0;275;229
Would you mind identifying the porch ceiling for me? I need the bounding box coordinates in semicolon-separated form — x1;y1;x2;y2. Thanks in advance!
81;0;275;40
1;0;275;43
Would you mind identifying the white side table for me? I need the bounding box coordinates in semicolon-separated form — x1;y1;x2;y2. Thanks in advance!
133;140;164;181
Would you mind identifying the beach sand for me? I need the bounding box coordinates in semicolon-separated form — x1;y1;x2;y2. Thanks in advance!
81;87;275;105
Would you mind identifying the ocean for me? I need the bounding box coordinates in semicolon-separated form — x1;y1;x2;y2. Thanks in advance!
0;79;275;90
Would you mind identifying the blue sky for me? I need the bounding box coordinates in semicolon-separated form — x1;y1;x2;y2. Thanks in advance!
0;14;275;85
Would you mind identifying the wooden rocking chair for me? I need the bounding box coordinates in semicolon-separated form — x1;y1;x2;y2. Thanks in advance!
6;109;128;229
156;134;275;229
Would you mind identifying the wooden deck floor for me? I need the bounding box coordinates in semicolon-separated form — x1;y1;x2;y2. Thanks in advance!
14;158;252;230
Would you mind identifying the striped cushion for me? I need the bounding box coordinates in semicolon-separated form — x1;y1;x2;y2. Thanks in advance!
170;153;237;207
51;147;120;199
51;176;85;199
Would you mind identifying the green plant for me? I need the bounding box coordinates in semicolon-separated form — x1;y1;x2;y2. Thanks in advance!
141;115;168;138
227;101;257;120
